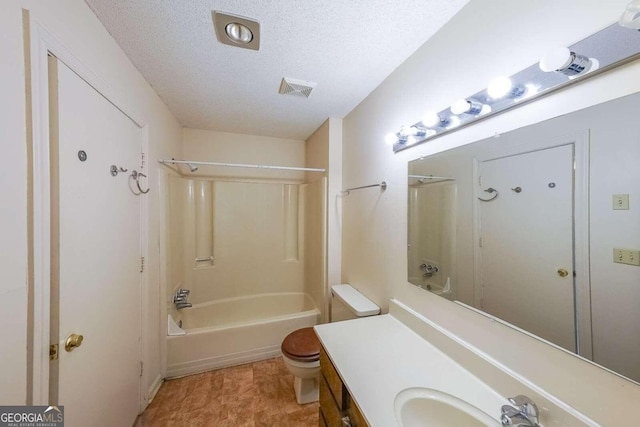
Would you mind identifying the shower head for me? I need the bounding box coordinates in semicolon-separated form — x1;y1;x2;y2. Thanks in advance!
187;163;199;172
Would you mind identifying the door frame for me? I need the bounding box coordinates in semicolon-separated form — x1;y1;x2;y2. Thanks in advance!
28;12;149;408
472;130;592;358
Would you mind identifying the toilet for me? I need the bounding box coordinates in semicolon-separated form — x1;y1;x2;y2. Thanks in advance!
281;284;380;404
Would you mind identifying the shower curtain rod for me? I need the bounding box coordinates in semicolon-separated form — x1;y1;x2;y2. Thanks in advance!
158;159;326;173
409;174;455;181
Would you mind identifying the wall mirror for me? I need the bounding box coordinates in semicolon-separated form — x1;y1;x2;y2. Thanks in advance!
408;92;640;383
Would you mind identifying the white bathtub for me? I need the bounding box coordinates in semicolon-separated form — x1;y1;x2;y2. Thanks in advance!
166;292;320;378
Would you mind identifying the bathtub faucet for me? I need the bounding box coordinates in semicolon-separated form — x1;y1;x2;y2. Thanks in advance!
173;288;192;309
420;263;439;277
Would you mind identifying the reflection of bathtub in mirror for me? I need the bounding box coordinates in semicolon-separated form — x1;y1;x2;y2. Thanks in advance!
408;277;453;299
407;179;457;300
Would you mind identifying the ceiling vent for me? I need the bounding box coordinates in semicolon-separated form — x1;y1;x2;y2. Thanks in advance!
278;77;317;98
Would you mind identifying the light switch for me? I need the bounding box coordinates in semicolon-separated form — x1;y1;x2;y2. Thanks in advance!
613;248;640;266
613;194;629;210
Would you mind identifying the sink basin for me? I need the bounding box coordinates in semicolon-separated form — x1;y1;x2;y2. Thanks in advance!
394;387;501;427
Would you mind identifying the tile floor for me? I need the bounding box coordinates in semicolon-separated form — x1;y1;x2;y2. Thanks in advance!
136;357;319;426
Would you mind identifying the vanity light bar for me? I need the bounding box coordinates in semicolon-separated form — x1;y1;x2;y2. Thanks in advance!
391;21;640;153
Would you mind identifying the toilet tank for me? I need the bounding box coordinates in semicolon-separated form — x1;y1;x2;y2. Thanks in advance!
330;284;380;322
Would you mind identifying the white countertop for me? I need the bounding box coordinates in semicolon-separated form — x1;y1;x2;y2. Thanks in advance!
314;314;507;427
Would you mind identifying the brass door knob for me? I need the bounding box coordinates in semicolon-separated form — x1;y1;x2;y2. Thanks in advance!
65;333;84;352
557;269;569;278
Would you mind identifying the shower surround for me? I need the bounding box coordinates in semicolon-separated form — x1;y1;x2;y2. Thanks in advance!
162;174;326;376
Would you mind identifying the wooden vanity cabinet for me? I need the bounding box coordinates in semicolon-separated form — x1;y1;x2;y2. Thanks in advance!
319;346;368;427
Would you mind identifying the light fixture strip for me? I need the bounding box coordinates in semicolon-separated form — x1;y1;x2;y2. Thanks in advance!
392;22;640;152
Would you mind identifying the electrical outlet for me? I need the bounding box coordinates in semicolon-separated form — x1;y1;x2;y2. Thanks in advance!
613;248;640;266
612;194;630;210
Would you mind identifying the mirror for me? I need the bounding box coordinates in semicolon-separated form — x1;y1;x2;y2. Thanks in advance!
408;92;640;383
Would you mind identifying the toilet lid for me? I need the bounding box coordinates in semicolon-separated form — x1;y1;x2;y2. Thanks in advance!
281;327;320;362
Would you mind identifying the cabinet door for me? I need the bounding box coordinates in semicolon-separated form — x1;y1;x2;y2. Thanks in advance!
319;373;343;426
346;394;368;427
320;348;346;408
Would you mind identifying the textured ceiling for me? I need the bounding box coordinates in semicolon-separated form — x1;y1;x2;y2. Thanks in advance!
85;0;469;140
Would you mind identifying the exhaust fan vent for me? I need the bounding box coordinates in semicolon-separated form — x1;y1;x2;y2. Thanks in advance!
278;77;317;98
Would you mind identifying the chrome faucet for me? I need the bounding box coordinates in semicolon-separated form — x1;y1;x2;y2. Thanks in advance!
501;395;539;427
173;288;192;309
420;263;439;277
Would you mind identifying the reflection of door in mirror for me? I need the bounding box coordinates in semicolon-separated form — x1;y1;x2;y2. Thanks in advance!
407;93;640;384
408;180;456;299
478;145;575;352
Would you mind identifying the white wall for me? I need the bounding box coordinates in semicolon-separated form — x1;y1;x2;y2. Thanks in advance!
342;0;640;422
0;0;182;405
0;1;29;406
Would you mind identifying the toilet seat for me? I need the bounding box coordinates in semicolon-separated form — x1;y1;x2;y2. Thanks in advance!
281;327;320;363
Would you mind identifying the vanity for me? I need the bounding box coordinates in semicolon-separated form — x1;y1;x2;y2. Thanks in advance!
315;300;549;427
314;295;640;426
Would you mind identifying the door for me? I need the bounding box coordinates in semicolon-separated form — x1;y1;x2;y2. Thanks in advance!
54;58;142;426
478;144;575;351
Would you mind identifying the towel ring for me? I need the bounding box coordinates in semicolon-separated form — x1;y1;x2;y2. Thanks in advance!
478;187;499;202
130;170;150;195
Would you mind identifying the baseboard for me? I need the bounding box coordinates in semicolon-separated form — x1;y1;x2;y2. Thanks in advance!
166;345;282;378
147;374;163;404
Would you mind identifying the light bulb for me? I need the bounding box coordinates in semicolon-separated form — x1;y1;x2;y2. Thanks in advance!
422;112;440;127
451;99;471;115
385;133;398;146
524;83;539;98
451;98;483;115
399;125;416;137
539;47;573;72
540;47;598;78
619;0;640;29
406;136;417;145
487;76;513;99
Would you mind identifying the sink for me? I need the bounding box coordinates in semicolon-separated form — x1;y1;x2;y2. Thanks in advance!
394;387;501;427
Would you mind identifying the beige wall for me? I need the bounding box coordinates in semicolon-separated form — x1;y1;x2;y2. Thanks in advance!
342;0;640;421
302;179;327;316
182;128;305;181
305;119;342;320
0;0;182;405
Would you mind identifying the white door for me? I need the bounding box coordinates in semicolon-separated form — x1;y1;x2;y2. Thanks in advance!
478;144;575;351
55;58;142;426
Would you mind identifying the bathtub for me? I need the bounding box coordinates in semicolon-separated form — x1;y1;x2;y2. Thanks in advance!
166;292;320;378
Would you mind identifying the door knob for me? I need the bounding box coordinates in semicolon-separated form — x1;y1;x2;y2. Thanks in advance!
65;333;84;352
557;269;569;278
